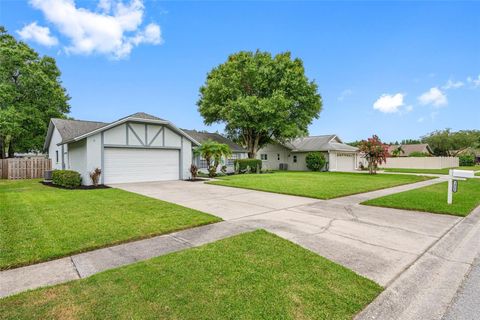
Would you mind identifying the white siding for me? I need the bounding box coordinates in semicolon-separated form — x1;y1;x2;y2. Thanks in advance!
147;124;163;146
256;143;290;170
68;140;87;181
48;127;67;170
128;123;145;146
84;133;102;186
181;138;192;179
164;127;181;147
103;124;126;145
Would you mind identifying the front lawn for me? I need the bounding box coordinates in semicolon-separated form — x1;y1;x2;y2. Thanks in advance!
0;230;382;320
0;180;220;270
209;171;431;199
383;166;479;175
362;179;480;216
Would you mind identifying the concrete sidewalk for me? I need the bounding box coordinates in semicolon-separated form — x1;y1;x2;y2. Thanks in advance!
0;221;254;298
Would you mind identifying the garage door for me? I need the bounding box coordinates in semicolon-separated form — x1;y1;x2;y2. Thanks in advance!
104;148;179;184
336;153;356;171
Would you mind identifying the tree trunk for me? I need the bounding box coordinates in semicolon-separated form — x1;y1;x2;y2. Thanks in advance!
7;140;14;158
0;137;4;159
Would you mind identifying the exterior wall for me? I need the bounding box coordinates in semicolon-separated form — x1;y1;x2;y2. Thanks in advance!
67;140;87;181
256;143;290;170
181;138;192;179
85;133;102;186
48;127;68;170
381;157;459;169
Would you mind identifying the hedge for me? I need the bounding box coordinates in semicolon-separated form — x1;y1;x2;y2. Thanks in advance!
234;159;262;173
52;170;82;188
306;152;326;171
459;154;475;166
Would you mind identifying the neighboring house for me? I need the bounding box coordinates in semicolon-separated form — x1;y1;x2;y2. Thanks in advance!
182;129;248;171
387;144;433;157
257;135;359;171
44;112;199;185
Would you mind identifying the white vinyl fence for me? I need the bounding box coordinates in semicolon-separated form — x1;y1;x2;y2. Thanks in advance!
379;157;459;169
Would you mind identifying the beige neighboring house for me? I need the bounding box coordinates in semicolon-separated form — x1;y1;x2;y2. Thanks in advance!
257;135;359;172
388;143;433;157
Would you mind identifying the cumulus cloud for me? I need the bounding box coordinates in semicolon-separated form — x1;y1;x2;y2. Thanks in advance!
27;0;161;59
373;93;405;113
442;79;464;90
467;75;480;88
17;22;58;47
418;87;447;107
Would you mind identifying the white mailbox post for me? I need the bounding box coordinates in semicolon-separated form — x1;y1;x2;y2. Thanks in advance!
448;169;474;204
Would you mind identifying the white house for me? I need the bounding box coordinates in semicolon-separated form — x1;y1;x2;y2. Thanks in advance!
44;112;199;185
182;129;248;172
256;135;359;171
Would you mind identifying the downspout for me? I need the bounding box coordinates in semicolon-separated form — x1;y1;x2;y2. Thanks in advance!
61;145;65;169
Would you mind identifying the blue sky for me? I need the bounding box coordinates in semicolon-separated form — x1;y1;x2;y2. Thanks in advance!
2;1;479;142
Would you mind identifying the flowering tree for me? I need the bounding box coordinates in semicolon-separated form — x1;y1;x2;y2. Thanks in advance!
358;135;389;174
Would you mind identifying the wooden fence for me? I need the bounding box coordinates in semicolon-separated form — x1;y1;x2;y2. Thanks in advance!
0;158;51;180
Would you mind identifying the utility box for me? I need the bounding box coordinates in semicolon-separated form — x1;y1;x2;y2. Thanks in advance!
279;163;288;171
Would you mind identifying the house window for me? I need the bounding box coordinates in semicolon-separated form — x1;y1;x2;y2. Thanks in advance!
260;154;268;160
277;154;280;161
198;157;208;169
55;150;59;163
227;153;239;166
293;155;297;163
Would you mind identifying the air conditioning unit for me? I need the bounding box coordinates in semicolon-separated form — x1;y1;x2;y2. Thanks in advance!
279;163;288;171
44;170;53;181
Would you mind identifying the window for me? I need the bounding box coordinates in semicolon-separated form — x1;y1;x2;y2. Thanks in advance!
260;154;268;160
277;154;280;161
227;153;239;166
293;155;297;163
55;150;59;163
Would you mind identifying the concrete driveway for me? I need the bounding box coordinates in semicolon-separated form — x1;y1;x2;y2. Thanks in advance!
113;179;459;286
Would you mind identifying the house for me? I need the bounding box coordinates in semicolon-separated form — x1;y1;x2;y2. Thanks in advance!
44;112;199;185
257;135;359;171
182;129;248;171
387;144;433;157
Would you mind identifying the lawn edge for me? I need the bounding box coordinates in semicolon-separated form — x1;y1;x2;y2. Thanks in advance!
208;174;434;200
360;201;469;217
0;218;222;271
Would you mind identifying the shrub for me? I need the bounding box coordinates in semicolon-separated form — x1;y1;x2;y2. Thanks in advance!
89;168;102;186
305;152;326;171
190;164;198;180
409;151;429;157
459;154;475;166
52;170;82;188
234;159;262;173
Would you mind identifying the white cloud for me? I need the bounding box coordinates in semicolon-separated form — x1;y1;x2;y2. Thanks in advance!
442;79;464;90
417;117;425;123
405;105;413;112
467;75;480;88
27;0;162;59
17;22;58;47
418;87;447;107
337;89;353;102
373;93;405;113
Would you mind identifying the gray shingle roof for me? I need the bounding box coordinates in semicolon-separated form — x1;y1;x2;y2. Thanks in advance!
51;118;108;144
284;135;358;152
122;112;166;121
182;129;247;152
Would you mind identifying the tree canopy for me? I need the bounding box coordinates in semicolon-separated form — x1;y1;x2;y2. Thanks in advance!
421;129;480;156
197;50;322;158
358;135;389;174
193;139;231;177
0;26;70;158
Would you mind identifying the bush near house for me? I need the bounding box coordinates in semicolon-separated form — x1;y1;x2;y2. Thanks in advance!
234;159;262;173
305;152;326;171
52;170;82;188
459;154;475;166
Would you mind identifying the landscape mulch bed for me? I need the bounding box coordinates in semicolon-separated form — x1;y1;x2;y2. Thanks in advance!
41;181;111;190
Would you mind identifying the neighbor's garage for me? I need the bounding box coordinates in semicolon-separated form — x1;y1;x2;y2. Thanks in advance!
335;153;356;171
104;148;179;184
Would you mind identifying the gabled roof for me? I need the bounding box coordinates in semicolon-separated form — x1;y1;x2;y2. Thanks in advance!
44;112;200;149
182;129;247;152
282;135;358;152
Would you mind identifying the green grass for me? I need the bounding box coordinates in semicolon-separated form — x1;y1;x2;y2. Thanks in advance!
363;179;480;216
383;166;480;175
0;180;220;270
209;171;431;199
0;230;382;320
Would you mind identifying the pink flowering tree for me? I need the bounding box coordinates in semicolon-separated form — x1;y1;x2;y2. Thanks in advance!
358;135;389;174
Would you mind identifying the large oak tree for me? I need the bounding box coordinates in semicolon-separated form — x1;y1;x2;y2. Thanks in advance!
0;26;70;158
197;50;322;158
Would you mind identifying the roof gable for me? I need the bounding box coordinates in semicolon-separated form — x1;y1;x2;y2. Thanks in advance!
283;135;357;152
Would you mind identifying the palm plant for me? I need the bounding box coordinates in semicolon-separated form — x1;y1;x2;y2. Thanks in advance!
194;140;232;178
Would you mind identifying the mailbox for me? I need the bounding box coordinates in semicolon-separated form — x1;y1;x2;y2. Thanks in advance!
451;169;475;178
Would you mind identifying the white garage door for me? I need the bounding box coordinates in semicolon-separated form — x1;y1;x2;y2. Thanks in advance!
336;153;356;171
104;148;179;184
